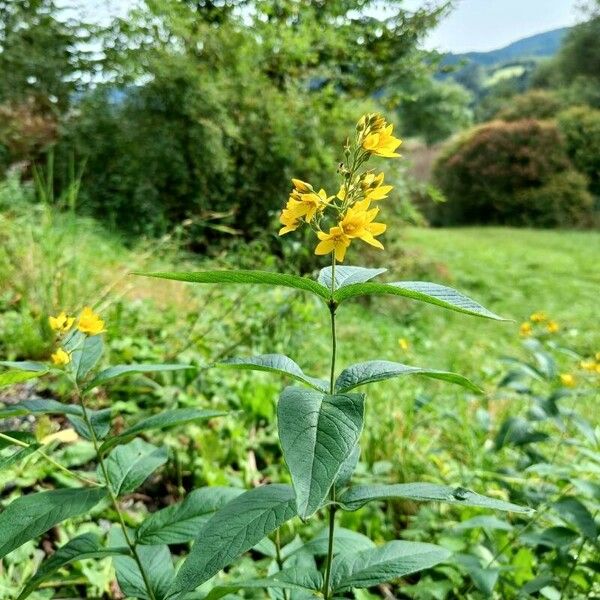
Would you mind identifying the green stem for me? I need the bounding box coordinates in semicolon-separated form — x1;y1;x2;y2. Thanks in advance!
75;388;157;600
0;431;98;487
275;529;290;600
322;253;338;600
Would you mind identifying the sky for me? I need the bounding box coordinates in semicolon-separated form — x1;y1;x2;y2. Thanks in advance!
74;0;583;54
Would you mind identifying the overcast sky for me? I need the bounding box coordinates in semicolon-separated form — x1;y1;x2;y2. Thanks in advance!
74;0;583;53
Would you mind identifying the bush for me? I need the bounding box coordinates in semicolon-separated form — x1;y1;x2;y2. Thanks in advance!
494;89;566;121
557;105;600;198
433;119;596;227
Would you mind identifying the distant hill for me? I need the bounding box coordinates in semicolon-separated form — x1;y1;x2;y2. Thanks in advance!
442;27;569;69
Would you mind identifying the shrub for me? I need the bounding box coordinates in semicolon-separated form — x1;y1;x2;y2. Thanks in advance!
433;119;595;226
557;105;600;198
494;89;566;121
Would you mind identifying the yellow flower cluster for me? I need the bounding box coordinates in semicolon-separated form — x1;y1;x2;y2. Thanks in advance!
579;351;600;374
48;306;105;366
278;113;402;262
519;312;560;337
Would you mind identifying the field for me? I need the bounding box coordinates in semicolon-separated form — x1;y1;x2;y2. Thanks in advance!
1;203;598;598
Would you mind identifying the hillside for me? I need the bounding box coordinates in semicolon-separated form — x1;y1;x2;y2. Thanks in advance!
442;27;569;68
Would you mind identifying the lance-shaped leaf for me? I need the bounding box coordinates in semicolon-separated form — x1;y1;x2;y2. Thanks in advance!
335;360;481;394
0;361;48;372
331;541;451;591
278;387;365;519
84;363;194;391
101;438;168;496
137;486;244;544
0;399;83;419
110;528;174;600
0;369;48;388
0;445;40;472
137;270;330;300
318;266;387;291
64;332;103;381
203;568;323;600
99;408;225;455
17;533;129;600
68;408;112;441
333;281;505;320
0;487;107;559
338;483;533;514
169;484;297;597
218;355;328;392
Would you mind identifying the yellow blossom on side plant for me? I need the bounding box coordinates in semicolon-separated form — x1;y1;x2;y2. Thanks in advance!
519;322;532;337
530;311;547;323
361;119;402;158
49;311;75;333
77;306;105;335
340;200;386;249
315;227;351;262
546;320;560;333
580;360;597;371
559;373;575;387
362;172;393;201
51;348;70;366
398;338;410;351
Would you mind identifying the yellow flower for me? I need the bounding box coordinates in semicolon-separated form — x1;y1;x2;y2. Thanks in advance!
530;311;547;323
519;322;532;337
279;208;301;236
580;360;596;371
340;200;387;249
48;311;75;333
77;306;105;335
51;348;70;366
398;338;410;351
362;172;393;201
315;226;351;262
559;373;575;387
546;320;560;333
362;124;402;158
291;178;314;194
285;188;331;222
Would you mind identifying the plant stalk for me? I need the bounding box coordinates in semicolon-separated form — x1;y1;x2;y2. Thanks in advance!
322;253;338;600
75;388;157;600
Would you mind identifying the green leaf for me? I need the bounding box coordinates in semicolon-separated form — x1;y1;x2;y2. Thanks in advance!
169;484;297;597
335;444;360;489
102;439;168;496
17;533;128;600
0;445;39;472
0;399;83;419
0;487;107;558
291;527;375;558
0;431;36;448
137;270;330;299
218;355;328;392
335;360;481;394
0;369;48;388
318;266;387;291
68;408;112;441
137;486;244;544
0;361;48;372
98;408;225;455
553;497;597;541
84;363;194;391
332;281;505;320
278;387;365;518
65;331;103;381
203;569;322;600
110;527;174;600
331;541;451;590
338;483;533;514
455;554;499;595
521;526;579;548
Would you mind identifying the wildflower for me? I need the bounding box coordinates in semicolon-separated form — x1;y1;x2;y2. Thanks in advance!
283;188;331;223
546;320;560;333
279;208;301;235
51;348;70;366
580;360;596;371
291;179;313;194
362;119;402;158
340;200;387;249
559;373;575;387
315;227;351;262
362;172;393;201
519;322;532;337
398;338;410;351
77;306;105;335
48;311;75;333
530;311;547;323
